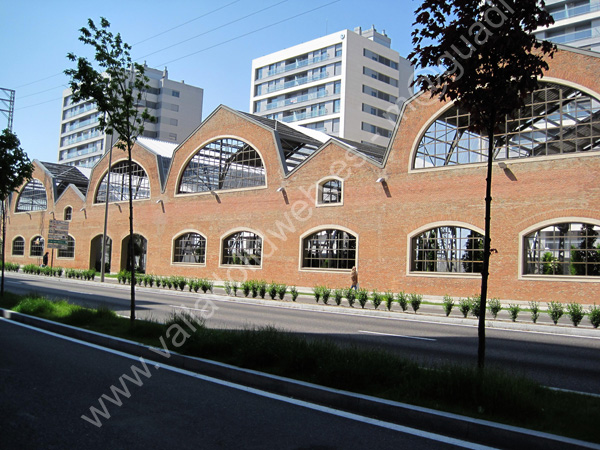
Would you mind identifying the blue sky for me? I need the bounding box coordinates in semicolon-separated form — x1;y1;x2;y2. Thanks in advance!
0;0;416;163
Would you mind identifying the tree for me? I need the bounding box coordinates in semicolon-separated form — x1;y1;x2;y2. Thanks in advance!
65;17;154;323
409;0;555;369
0;129;34;296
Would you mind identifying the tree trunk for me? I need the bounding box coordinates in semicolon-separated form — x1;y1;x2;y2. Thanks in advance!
1;200;6;297
478;123;495;370
128;143;136;323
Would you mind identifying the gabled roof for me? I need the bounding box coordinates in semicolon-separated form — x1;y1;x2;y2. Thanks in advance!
38;161;90;197
136;137;177;191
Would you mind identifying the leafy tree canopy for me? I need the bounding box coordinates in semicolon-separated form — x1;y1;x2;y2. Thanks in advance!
409;0;556;132
0;129;34;201
65;17;153;150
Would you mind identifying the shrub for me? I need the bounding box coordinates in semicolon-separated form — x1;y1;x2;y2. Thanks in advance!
224;281;232;296
458;298;471;318
290;286;298;302
1;262;20;272
547;301;564;325
383;291;394;311
334;289;344;306
242;280;252;297
321;287;331;305
470;294;482;318
409;293;422;313
508;304;521;322
529;301;540;323
277;284;287;300
566;303;584;327
258;280;267;299
357;288;369;309
191;279;200;293
488;298;502;319
442;295;454;317
396;291;408;312
371;290;382;310
345;288;356;308
177;276;187;291
589;304;600;328
312;286;322;303
251;280;259;298
200;278;213;294
232;281;239;297
268;282;278;300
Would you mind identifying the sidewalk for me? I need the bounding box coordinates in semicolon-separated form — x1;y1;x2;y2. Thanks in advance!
7;271;600;337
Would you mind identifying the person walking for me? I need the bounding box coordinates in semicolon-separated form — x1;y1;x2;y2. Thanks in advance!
42;252;49;267
350;266;358;290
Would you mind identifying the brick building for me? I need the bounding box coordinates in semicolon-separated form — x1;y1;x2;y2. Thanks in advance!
4;45;600;303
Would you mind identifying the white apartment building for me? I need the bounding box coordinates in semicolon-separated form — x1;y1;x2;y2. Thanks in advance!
250;26;413;147
58;65;203;167
534;0;600;51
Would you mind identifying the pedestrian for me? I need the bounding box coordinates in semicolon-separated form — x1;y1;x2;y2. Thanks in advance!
42;252;49;267
350;266;358;290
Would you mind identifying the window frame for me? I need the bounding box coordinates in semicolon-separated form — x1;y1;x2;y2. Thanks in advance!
299;226;358;272
172;231;207;266
519;218;600;281
57;235;75;259
64;206;73;221
220;229;263;268
94;159;151;204
407;222;485;278
15;179;47;213
316;176;344;207
12;236;25;256
30;235;45;257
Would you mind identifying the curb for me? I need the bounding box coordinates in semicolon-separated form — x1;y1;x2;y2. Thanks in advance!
2;308;598;450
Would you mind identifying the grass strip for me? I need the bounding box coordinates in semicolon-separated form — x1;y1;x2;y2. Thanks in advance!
3;293;599;443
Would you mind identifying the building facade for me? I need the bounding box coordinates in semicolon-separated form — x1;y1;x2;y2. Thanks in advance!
7;46;600;304
58;65;203;168
250;26;413;148
534;0;600;51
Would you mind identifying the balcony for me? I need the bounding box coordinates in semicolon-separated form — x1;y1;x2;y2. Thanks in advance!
282;108;330;123
550;3;600;21
266;90;332;111
264;54;330;78
264;72;331;95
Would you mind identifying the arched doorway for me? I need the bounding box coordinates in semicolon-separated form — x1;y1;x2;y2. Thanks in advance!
120;234;147;273
90;235;112;273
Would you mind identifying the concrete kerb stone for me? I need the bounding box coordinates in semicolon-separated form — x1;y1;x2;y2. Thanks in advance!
6;271;600;338
1;308;598;450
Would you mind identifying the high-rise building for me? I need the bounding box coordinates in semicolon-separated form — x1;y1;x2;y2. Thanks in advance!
58;65;203;167
250;26;413;147
534;0;600;51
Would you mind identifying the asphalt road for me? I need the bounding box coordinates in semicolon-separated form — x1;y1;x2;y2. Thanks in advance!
0;319;483;450
4;273;600;394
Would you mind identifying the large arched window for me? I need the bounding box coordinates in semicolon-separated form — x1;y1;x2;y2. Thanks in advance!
411;226;484;273
30;236;45;257
57;235;75;259
95;161;150;203
178;138;265;193
16;179;47;212
524;222;600;276
173;232;206;264
302;229;356;269
414;82;600;169
222;231;262;266
12;237;24;256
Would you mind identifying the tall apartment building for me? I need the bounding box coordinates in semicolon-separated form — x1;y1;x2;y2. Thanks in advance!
250;26;413;147
534;0;600;51
58;65;203;167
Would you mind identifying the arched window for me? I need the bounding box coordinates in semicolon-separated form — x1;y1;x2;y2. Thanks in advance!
222;231;262;266
414;82;600;169
179;138;265;193
524;222;600;276
95;161;150;203
30;236;45;257
12;237;24;256
57;235;75;259
173;233;206;264
318;179;342;205
411;226;484;273
16;179;47;212
64;206;72;221
302;229;356;269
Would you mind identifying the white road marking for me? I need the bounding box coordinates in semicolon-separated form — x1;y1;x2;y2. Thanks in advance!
359;330;437;341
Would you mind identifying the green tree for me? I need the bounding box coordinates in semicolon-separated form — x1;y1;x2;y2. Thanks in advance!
65;17;154;322
0;129;34;296
410;0;555;369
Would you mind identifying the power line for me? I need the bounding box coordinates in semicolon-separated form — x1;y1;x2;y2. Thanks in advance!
132;0;242;46
157;0;340;66
136;0;290;61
